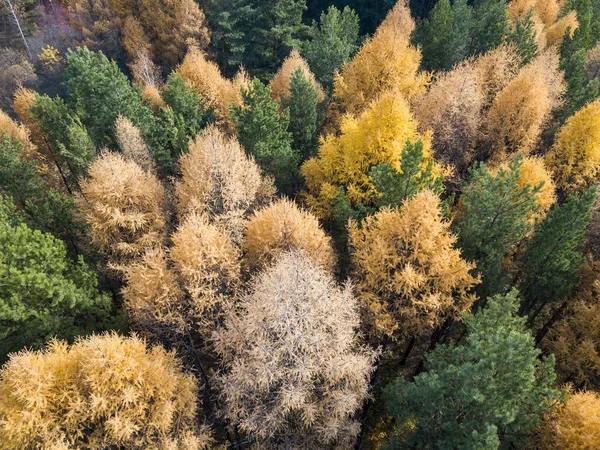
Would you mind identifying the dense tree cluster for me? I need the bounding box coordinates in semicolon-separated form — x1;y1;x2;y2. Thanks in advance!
2;0;600;447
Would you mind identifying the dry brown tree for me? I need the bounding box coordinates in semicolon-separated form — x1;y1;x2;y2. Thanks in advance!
269;49;325;104
77;151;166;267
0;333;212;450
176;125;275;244
349;189;479;338
114;115;156;173
242;198;335;273
213;250;377;449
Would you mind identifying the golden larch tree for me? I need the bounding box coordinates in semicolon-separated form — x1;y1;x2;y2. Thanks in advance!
213;250;377;449
472;44;521;108
329;0;428;121
302;90;434;218
176;125;275;243
349;189;479;338
114;115;156;173
545;97;600;193
243;198;335;273
269;49;325;103
78;151;166;266
483;50;565;163
0;109;36;159
0;333;212;449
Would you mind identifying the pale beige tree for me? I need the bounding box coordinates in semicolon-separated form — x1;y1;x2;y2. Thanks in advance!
114;115;156;173
213;250;377;449
77;151;166;266
0;333;212;450
176;125;275;243
473;44;521;108
349;190;479;338
243;198;335;273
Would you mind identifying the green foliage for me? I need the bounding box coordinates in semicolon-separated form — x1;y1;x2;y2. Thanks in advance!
412;0;473;71
382;290;560;450
284;68;319;161
559;48;600;123
519;185;597;315
370;139;443;208
232;78;297;193
470;0;509;56
0;135;80;245
301;6;360;90
161;73;216;155
507;9;539;64
30;94;95;182
455;156;541;298
0;198;112;361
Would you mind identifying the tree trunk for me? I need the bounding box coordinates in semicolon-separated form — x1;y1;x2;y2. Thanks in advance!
4;0;31;58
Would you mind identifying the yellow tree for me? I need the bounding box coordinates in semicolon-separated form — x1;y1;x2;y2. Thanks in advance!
302;90;434;219
213;250;377;449
0;333;212;449
329;0;428;120
349;190;479;338
176;125;275;243
483;50;565;163
243;198;335;273
533;390;600;449
546;97;600;193
269;49;325;104
472;44;521;108
77;151;166;267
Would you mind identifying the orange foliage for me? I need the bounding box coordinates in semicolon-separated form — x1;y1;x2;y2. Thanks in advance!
269;49;325;103
349;190;479;338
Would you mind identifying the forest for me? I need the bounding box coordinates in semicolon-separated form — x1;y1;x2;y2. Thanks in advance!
1;0;600;447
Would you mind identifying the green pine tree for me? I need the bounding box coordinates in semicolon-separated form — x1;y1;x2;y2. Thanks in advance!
0;196;113;361
284;67;319;162
519;185;597;318
231;78;298;193
470;0;509;56
455;156;542;298
507;8;539;64
370;139;444;208
382;290;560;450
301;6;360;90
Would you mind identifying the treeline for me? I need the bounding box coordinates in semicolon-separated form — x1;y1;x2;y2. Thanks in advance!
1;0;600;448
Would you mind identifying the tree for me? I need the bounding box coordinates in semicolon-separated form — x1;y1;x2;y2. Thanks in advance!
243;198;335;273
482;49;565;163
382;290;560;450
507;8;539;63
519;185;597;319
301;6;360;91
533;391;600;449
0;198;112;361
213;250;377;449
349;190;478;338
412;0;473;71
285;67;320;161
77;151;166;267
175;125;275;244
369;139;444;208
231;78;297;193
470;0;510;55
329;0;428;120
302;90;433;219
454;156;542;298
114;115;156;173
269;49;324;104
546;97;600;193
0;333;212;449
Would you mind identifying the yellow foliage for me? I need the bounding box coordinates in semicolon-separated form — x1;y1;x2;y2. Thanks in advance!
243;198;335;273
38;45;64;71
329;0;428;120
176;48;249;129
141;82;166;108
534;391;600;449
349;190;479;338
213;250;377;449
171;212;240;324
302;90;433;218
546;98;600;193
0;333;212;449
0;109;36;159
484;50;565;162
269;49;325;103
176;125;275;242
473;44;521;107
545;10;579;47
413;60;485;174
78;151;166;265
